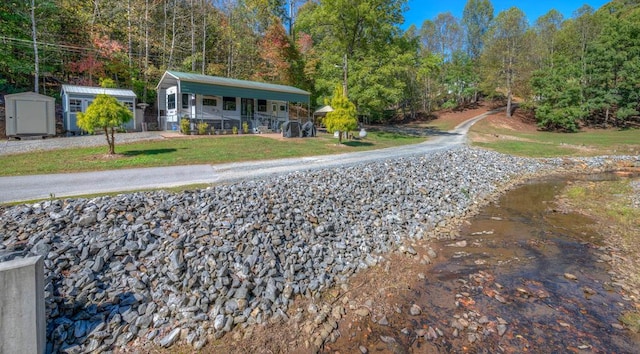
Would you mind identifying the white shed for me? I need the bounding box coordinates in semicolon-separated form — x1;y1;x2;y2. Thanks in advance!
61;85;138;134
4;92;56;137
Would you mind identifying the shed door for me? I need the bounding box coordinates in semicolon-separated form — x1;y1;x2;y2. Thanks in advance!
16;100;47;134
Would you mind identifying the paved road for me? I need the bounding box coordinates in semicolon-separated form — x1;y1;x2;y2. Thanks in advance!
0;112;491;204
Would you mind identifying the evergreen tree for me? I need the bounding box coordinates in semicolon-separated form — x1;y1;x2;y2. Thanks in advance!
325;85;358;144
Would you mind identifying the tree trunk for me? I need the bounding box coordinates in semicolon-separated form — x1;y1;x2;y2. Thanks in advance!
167;0;177;69
162;0;167;67
127;0;132;71
104;127;115;155
506;87;512;118
143;0;149;103
30;0;39;94
191;0;196;72
201;0;206;74
506;59;512;117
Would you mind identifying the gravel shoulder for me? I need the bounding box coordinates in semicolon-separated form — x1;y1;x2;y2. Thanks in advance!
0;132;168;156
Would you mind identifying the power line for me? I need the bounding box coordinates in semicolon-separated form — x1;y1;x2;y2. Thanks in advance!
0;35;165;61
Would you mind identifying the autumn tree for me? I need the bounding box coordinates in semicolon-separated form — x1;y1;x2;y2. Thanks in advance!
253;18;297;85
77;94;133;155
325;85;358;144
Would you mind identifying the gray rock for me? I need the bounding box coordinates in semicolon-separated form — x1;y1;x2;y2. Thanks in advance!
497;324;508;336
73;320;88;338
380;335;396;344
409;304;422;316
121;309;138;324
158;328;181;347
214;315;226;331
76;213;97;227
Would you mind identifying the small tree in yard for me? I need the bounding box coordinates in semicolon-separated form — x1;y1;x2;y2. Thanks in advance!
77;94;133;155
325;85;358;144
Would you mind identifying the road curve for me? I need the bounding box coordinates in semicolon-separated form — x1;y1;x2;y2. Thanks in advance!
0;112;492;204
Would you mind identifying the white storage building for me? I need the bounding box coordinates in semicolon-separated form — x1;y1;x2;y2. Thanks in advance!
4;92;56;138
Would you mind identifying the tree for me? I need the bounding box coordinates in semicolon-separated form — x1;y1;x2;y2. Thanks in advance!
421;12;463;61
253;18;297;84
462;0;494;59
533;9;564;70
325;85;358;144
531;57;584;131
296;0;408;118
481;7;529;117
77;94;133;155
585;5;640;126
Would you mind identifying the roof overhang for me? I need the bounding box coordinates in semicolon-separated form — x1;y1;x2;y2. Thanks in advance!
156;71;310;103
61;85;137;99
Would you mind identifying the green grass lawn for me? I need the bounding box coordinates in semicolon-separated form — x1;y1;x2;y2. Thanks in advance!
0;132;425;176
471;121;640;157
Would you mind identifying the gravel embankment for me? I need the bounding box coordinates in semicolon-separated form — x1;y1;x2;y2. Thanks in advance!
0;132;166;156
0;146;636;353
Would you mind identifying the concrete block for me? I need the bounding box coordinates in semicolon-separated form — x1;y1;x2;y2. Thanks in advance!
0;256;45;354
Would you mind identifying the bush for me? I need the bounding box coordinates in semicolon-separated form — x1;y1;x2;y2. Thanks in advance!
442;100;457;110
197;121;208;135
232;126;238;134
180;118;191;134
242;121;249;134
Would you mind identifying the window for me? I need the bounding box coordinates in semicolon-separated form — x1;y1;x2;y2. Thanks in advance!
272;104;277;112
167;94;176;110
69;99;82;112
223;97;236;111
203;98;217;106
257;99;267;112
123;101;134;111
280;105;287;112
182;94;189;109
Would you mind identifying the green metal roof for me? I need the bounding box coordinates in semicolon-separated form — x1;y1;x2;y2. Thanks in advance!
157;71;310;103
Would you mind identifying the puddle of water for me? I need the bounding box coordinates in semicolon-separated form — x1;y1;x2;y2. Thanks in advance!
327;175;640;353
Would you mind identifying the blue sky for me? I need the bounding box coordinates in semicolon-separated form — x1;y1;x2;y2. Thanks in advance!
403;0;611;29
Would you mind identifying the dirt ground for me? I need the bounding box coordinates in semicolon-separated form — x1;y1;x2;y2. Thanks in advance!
408;104;503;131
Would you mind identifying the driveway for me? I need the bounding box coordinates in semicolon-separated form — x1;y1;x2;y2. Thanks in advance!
0;112;491;204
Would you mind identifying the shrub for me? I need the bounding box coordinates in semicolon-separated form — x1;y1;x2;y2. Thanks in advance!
197;121;208;135
232;126;238;135
242;121;249;134
180;118;191;134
